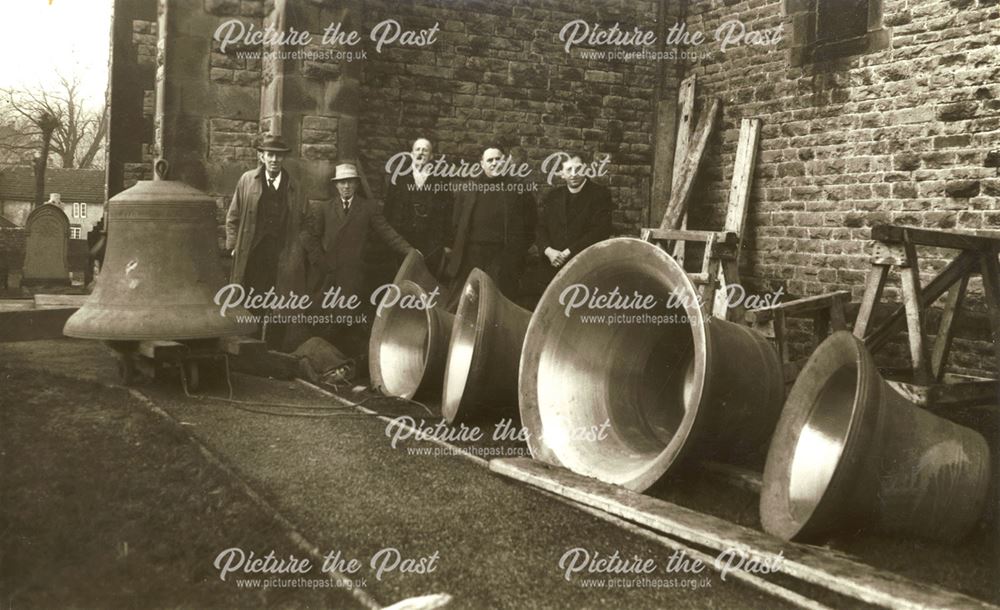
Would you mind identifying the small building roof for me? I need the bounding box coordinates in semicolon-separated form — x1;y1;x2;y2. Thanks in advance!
0;166;105;205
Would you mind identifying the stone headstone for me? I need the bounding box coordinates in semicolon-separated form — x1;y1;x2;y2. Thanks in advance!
22;204;70;285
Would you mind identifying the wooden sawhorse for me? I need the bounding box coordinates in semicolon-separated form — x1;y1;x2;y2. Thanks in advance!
853;224;1000;408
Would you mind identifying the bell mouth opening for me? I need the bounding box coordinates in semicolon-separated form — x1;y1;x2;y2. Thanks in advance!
525;239;708;490
373;287;433;399
787;363;858;523
761;331;875;540
441;272;486;422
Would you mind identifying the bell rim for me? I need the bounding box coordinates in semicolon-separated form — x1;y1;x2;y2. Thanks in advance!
369;280;435;400
518;237;711;491
760;330;880;541
441;268;495;423
63;304;254;342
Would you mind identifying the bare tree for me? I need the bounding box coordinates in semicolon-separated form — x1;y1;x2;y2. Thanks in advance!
0;74;108;170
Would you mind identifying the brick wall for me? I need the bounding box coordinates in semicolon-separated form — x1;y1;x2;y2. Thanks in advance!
357;0;669;234
679;0;999;374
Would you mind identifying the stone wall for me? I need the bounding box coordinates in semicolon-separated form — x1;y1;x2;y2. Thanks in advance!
106;0;998;374
357;0;670;234
108;0;158;196
677;0;1000;374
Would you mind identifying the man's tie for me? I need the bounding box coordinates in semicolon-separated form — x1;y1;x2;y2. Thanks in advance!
267;177;276;192
342;199;351;214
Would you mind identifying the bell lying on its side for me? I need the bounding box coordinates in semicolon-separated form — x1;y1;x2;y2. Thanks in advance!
519;238;785;490
760;330;992;544
369;280;454;400
393;249;441;297
442;269;531;424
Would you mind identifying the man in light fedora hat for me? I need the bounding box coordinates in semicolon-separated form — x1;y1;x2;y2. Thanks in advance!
301;161;415;360
226;134;313;350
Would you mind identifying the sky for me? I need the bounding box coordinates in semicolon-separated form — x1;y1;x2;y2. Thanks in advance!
0;0;115;108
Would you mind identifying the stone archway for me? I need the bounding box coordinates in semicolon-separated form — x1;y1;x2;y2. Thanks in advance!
22;204;70;285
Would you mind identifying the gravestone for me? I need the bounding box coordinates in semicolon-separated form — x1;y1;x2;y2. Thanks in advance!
22;204;70;286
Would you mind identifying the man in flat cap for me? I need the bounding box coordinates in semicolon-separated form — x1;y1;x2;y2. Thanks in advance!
302;162;415;360
225;134;310;349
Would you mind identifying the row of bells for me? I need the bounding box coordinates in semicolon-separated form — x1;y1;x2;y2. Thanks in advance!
373;241;994;546
65;170;992;546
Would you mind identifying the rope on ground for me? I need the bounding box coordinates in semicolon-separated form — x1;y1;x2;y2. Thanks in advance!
296;379;489;468
188;393;377;418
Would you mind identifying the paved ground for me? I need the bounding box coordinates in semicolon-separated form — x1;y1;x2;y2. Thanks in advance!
0;339;796;609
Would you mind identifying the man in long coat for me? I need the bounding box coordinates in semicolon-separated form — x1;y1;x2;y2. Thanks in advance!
444;146;535;307
225;135;309;350
383;137;453;277
302;162;414;359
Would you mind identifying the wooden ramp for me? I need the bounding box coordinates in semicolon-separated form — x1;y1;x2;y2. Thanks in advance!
491;458;997;610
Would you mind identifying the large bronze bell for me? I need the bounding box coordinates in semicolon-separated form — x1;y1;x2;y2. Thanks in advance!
760;331;991;544
519;238;785;492
369;280;454;400
393;249;442;296
369;249;453;398
442;268;531;424
64;160;250;341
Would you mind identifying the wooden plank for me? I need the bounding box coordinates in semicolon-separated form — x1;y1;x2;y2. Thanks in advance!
872;224;1000;253
931;380;999;409
755;291;851;317
650;74;689;234
701;241;721;316
715;259;742;320
899;241;931;384
219;334;268;357
867;250;981;351
853;264;890;339
491;458;998;610
830;293;848;331
643;228;738;246
671;75;696;264
887;379;998;409
773;307;787;365
671;76;696;193
33;294;89;308
723;119;762;236
713;118;762;319
847;300;994;343
0;308;78;342
931;273;969;382
546;490;833;610
980;247;1000;380
813;308;831;345
137;339;188;361
659;98;720;231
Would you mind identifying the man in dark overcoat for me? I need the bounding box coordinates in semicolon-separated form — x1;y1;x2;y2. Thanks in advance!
443;146;535;306
536;153;614;285
225;135;310;350
302;162;415;359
